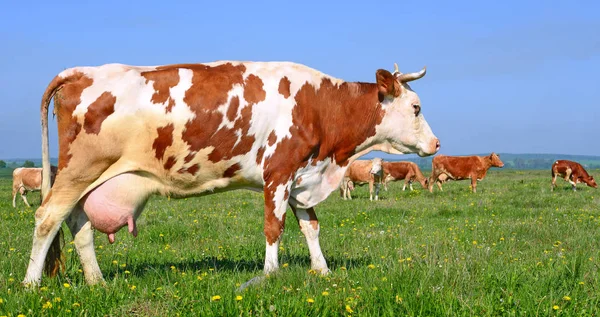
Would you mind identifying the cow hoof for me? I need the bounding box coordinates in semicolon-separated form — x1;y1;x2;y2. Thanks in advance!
237;275;266;292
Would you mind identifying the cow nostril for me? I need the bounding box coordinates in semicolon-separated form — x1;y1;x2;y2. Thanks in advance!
435;140;440;150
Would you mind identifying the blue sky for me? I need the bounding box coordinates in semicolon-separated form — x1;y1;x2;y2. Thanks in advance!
1;0;599;159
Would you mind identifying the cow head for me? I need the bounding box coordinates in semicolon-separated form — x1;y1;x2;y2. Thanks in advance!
489;153;504;168
420;177;429;189
374;64;440;157
370;158;384;176
585;175;598;188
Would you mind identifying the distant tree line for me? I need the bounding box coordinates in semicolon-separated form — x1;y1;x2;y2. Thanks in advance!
0;160;36;168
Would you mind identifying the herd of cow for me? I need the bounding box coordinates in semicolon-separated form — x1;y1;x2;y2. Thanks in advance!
10;60;596;288
340;155;597;201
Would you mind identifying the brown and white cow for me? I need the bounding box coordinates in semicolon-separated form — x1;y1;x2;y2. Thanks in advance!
340;158;384;200
551;160;597;191
382;161;428;191
429;153;504;193
24;61;439;286
12;166;58;208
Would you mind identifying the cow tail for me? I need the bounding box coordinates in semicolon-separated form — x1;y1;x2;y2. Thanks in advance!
40;74;69;277
40;75;66;200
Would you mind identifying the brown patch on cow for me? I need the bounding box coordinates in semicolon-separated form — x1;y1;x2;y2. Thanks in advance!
267;131;277;146
263;79;382;193
83;91;116;135
296;176;302;185
223;163;241;178
55;72;94;170
141;68;180;113
256;146;266;166
284;188;290;201
226;96;240;121
179;63;255;171
244;74;266;105
163;156;176;170
305;208;319;231
263;188;287;245
184;153;195;164
152;124;174;160
278;76;291;98
178;164;199;175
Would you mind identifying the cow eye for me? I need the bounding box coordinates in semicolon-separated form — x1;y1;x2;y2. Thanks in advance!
413;105;421;116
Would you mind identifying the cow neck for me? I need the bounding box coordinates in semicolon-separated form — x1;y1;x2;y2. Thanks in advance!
293;79;383;166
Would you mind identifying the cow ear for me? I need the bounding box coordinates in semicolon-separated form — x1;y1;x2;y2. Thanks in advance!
376;69;401;100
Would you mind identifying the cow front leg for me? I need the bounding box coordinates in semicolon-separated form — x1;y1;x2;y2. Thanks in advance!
262;182;291;275
290;205;329;274
374;182;381;200
471;177;478;193
65;206;104;285
12;186;19;208
551;173;557;191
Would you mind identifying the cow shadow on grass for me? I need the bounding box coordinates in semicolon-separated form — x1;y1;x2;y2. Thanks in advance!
102;254;371;280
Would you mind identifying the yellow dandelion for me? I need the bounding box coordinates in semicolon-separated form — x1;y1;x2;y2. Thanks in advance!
42;301;53;309
18;315;26;317
579;281;585;285
472;240;477;245
211;295;221;301
120;263;127;268
563;296;571;301
306;298;315;303
395;295;403;303
159;233;164;237
63;283;70;288
322;291;329;296
553;305;559;310
235;295;243;301
367;264;376;269
53;297;61;303
72;303;81;308
346;305;354;313
112;260;118;265
124;270;130;274
130;285;136;291
282;263;289;268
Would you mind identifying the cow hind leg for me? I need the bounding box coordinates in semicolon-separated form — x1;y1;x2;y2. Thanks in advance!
23;184;87;286
65;206;104;285
21;189;31;208
290;205;329;274
12;185;19;208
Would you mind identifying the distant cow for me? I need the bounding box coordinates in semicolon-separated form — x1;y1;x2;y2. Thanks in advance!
341;158;384;200
382;161;428;191
429;153;504;193
551;160;597;191
12;166;57;208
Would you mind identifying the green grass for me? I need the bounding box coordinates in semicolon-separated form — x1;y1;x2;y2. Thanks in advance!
1;170;600;316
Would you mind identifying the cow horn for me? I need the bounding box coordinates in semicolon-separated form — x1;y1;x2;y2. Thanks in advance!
393;63;400;74
397;66;427;82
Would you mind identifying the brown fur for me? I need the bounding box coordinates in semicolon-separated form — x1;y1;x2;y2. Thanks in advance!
382;161;428;190
83;92;116;135
141;67;180;113
278;76;291;98
429;153;504;193
152;124;174;161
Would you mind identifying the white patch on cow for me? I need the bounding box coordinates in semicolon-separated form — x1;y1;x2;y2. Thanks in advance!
291;158;346;209
272;183;291;221
169;68;195;123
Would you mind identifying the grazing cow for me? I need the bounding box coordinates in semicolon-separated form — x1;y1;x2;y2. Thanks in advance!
429;153;504;193
382;161;428;191
12;166;58;208
340;158;384;200
551;160;597;191
24;61;440;286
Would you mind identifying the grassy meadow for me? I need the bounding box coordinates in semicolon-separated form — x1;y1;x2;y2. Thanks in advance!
1;169;600;316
